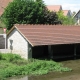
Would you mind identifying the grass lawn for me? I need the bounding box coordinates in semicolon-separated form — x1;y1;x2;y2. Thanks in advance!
0;53;72;80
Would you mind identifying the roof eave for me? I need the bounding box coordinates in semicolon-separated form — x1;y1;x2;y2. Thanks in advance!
7;25;34;47
73;10;80;18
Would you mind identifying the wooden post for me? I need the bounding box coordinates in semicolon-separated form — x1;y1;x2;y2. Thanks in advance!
48;45;53;59
74;44;77;59
28;43;32;59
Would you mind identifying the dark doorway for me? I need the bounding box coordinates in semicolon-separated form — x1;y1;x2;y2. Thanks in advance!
32;44;80;61
51;44;74;61
76;44;80;59
32;45;49;59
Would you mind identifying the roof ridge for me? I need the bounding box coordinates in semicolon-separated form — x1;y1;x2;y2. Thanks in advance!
15;24;80;26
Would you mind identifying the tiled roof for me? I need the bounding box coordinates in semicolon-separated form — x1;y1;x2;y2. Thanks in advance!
8;24;80;46
63;10;69;16
63;10;70;16
47;5;62;12
0;0;12;16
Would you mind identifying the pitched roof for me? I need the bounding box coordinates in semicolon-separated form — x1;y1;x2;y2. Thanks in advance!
47;5;62;12
8;24;80;46
63;10;70;16
73;10;80;18
0;0;12;16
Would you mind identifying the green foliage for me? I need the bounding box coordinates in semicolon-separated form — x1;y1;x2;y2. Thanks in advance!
72;11;76;17
57;11;75;25
0;53;22;62
0;20;6;28
0;53;72;80
44;11;61;24
0;53;2;60
1;0;60;30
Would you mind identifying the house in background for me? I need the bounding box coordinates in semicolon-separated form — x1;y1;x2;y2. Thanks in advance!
0;0;72;17
0;27;6;49
73;10;80;25
47;5;72;17
0;0;12;16
63;10;72;17
7;24;80;60
47;5;62;12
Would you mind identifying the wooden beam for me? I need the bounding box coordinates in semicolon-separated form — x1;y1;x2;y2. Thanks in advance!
74;44;77;59
48;45;53;59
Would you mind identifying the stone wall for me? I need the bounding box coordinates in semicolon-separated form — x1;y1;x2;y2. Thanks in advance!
0;49;10;53
7;28;30;59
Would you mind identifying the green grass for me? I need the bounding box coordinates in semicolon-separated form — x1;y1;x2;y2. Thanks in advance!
0;53;72;80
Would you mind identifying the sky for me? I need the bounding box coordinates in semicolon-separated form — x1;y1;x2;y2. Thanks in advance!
43;0;80;13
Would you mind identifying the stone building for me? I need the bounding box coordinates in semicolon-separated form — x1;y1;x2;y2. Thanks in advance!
7;24;80;60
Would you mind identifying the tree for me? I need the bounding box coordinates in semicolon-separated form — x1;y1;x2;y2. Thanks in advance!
57;11;75;25
1;0;60;30
72;11;76;17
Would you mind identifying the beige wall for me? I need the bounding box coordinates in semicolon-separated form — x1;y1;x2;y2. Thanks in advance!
7;28;32;59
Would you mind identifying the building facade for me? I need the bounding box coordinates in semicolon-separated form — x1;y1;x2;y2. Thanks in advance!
73;10;80;25
7;24;80;60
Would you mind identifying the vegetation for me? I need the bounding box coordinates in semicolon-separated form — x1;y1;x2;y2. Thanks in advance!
72;11;76;17
57;11;75;25
1;0;60;30
0;53;72;80
0;20;6;28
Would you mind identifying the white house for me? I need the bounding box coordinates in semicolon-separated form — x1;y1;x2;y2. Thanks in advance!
73;10;80;25
7;24;80;60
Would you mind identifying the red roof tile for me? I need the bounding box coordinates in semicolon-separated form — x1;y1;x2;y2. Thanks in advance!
63;10;69;16
47;5;62;12
8;24;80;46
0;0;12;16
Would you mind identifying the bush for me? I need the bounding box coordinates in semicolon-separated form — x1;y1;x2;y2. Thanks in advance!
1;53;22;62
0;53;2;60
0;54;72;80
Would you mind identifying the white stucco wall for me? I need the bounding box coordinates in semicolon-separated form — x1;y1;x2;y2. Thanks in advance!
7;28;31;59
74;12;80;25
67;11;72;17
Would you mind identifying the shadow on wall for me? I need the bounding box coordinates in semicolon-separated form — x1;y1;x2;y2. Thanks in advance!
10;39;13;53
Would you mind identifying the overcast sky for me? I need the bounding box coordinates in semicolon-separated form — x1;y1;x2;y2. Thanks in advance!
43;0;80;13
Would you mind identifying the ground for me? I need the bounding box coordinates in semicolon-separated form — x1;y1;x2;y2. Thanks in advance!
52;74;80;80
9;59;80;80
